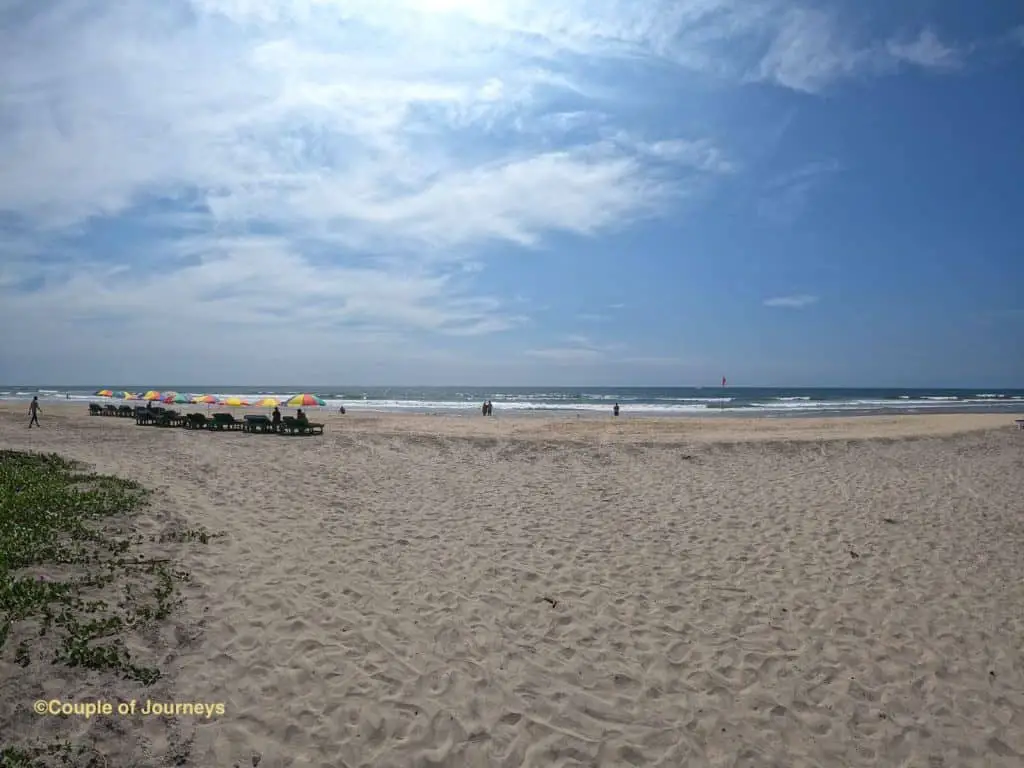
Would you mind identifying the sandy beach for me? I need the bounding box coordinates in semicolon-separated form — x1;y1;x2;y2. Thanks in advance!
1;403;1023;767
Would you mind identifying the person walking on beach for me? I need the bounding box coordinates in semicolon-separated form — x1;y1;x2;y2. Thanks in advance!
613;402;620;417
482;401;488;416
28;396;41;428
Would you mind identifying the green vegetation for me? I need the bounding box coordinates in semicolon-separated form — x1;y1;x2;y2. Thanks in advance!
0;450;213;766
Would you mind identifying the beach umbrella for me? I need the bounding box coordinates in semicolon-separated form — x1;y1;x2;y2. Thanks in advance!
95;389;114;397
162;392;189;404
191;394;218;404
221;396;250;407
118;391;139;400
142;390;162;401
286;393;325;407
253;397;280;407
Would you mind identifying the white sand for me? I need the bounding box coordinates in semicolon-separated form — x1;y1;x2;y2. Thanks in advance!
2;404;1023;767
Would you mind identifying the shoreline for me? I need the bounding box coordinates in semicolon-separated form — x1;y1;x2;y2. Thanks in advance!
4;402;1020;442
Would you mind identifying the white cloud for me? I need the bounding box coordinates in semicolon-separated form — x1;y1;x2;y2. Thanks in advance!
525;334;628;363
0;1;971;381
754;12;963;93
758;159;842;224
763;294;819;308
887;29;963;71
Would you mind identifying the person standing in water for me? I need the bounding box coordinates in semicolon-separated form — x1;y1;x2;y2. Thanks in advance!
28;396;41;428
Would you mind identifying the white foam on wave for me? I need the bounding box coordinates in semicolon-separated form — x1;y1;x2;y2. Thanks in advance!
10;389;1024;415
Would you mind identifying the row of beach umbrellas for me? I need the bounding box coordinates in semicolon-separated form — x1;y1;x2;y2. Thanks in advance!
94;390;326;407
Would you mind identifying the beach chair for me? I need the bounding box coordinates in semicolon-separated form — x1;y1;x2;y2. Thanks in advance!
184;413;209;430
281;416;325;435
135;407;157;425
103;404;117;416
117;405;134;417
89;403;102;416
210;413;243;431
1016;419;1024;431
155;410;182;427
243;415;274;433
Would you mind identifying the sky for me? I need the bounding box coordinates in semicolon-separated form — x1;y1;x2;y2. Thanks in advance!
1;0;1022;388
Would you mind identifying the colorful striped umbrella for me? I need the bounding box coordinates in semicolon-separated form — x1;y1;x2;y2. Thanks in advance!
117;391;138;400
286;393;326;407
191;394;218;404
221;396;250;407
142;390;162;401
253;397;280;407
162;392;189;404
95;389;114;397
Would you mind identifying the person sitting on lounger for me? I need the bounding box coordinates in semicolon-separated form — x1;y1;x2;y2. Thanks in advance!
296;408;306;421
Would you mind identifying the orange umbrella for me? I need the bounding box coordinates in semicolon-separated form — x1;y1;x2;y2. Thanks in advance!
142;390;162;401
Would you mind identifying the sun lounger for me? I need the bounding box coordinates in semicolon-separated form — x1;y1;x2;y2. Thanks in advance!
281;416;324;435
155;410;183;427
1016;419;1024;430
103;404;117;416
89;403;102;415
210;413;244;431
116;405;134;417
135;407;158;425
243;415;274;433
184;413;209;429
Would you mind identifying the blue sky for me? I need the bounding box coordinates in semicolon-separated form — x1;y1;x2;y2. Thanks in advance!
1;0;1022;387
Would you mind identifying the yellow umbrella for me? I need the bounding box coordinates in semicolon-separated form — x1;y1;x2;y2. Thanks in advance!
142;390;163;401
191;394;218;404
286;393;326;407
253;397;280;407
221;396;250;407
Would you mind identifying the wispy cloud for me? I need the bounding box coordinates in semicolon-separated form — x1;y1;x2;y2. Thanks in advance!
0;0;973;381
526;334;625;363
764;294;819;308
758;159;843;224
887;29;963;71
754;15;963;93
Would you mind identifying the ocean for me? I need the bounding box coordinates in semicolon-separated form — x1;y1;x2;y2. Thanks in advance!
4;386;1024;417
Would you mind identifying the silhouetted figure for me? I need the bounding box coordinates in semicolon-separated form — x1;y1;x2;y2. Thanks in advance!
613;403;620;417
482;401;488;416
339;405;346;415
272;406;282;431
28;396;41;428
